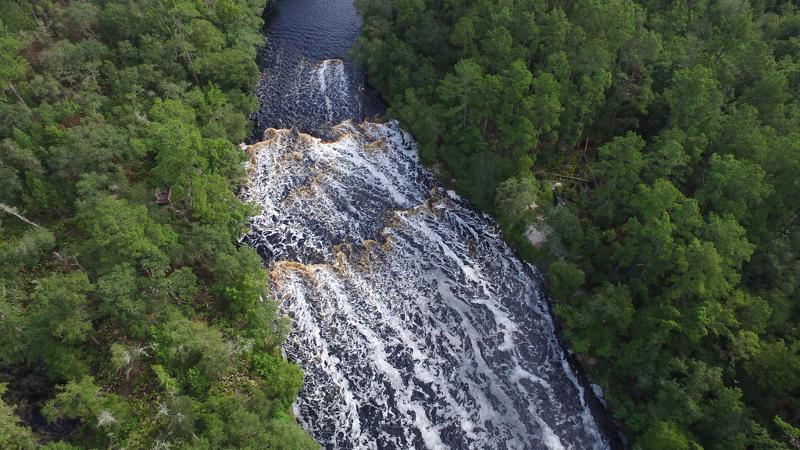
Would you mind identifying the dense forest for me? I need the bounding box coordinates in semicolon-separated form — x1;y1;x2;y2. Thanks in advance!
354;0;800;448
0;0;317;448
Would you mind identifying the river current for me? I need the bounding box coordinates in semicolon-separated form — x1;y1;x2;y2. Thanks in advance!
244;0;613;448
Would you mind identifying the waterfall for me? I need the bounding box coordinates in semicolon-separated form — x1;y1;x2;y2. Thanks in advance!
243;122;609;448
246;0;612;447
255;58;362;134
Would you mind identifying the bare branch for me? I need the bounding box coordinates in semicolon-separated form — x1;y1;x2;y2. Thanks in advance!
4;85;30;111
538;172;592;183
0;203;41;228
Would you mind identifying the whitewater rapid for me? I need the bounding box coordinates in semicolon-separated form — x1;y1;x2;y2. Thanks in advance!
243;96;610;448
247;1;611;446
255;58;363;135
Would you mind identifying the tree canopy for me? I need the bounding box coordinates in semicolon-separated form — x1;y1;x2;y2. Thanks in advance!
354;0;800;447
0;0;316;448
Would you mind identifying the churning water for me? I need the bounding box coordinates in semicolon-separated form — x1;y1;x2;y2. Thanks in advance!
252;0;382;136
245;0;613;448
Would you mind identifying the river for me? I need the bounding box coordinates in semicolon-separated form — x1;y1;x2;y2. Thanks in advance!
243;0;614;448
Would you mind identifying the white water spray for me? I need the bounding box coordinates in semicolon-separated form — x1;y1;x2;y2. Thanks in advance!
243;116;610;449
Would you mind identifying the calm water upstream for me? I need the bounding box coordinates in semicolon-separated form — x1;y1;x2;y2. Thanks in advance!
244;0;615;448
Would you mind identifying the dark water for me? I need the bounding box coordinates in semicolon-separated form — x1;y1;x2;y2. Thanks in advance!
245;0;617;448
252;0;384;137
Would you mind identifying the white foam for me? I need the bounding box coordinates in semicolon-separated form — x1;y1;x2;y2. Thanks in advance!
244;120;610;449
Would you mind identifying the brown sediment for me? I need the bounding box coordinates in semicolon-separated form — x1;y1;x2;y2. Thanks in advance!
331;242;352;255
362;116;389;126
296;132;319;148
357;239;384;271
381;235;394;252
362;239;379;255
380;210;405;231
245;129;328;189
373;221;397;253
263;127;286;141
324;120;361;143
317;58;344;66
362;137;387;153
330;120;354;135
283;170;326;202
271;260;350;301
399;193;449;219
271;260;322;280
244;128;293;177
330;243;353;270
332;247;351;272
249;120;376;156
247;128;290;157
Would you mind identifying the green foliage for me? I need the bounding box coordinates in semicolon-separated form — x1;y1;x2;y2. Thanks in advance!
0;0;314;447
745;340;800;400
80;195;177;274
356;0;800;447
261;419;320;450
774;416;800;449
152;315;235;390
638;420;691;450
192;389;319;449
252;352;304;410
11;272;97;380
697;154;771;219
43;376;134;447
546;261;584;300
0;227;55;275
0;384;36;450
494;176;541;232
96;264;147;336
151;364;180;395
0;23;26;87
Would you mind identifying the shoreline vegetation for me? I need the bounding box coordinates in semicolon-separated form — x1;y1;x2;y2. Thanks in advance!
0;0;316;448
353;0;800;448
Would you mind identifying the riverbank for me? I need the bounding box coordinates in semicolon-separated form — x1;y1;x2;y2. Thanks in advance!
351;0;800;447
0;1;316;447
